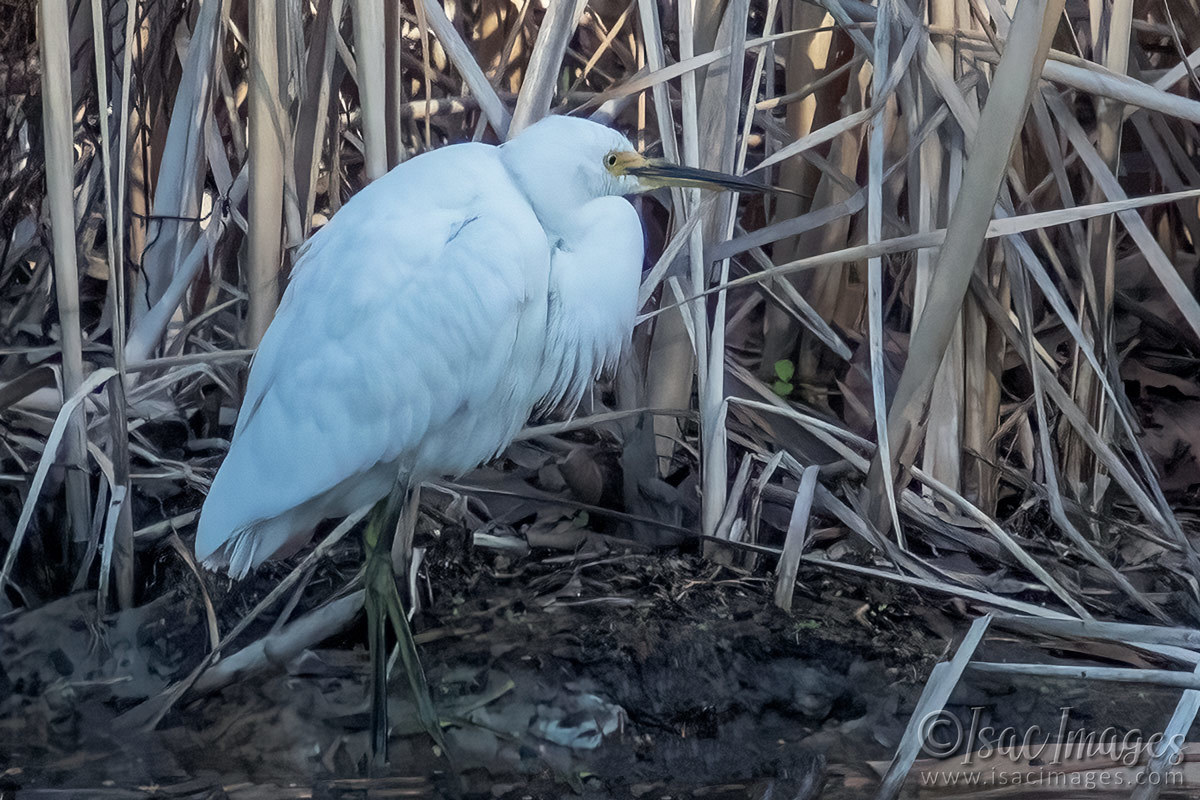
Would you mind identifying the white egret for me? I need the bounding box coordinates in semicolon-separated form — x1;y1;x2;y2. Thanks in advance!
194;114;768;757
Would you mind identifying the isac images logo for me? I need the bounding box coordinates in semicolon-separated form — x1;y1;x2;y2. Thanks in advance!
916;706;1187;790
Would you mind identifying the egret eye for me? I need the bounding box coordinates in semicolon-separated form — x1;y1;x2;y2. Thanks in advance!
604;153;619;170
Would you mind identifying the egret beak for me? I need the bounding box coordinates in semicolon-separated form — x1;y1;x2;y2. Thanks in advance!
614;153;797;195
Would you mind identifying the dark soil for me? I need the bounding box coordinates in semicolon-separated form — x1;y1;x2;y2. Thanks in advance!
3;538;1191;799
0;531;947;800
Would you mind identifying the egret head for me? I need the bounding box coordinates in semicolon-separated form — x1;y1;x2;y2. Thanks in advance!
500;116;777;229
600;145;778;197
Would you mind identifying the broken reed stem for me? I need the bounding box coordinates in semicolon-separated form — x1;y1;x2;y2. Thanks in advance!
353;0;389;178
90;0;134;610
247;0;286;345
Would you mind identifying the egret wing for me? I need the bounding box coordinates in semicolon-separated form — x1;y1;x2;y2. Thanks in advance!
197;144;550;572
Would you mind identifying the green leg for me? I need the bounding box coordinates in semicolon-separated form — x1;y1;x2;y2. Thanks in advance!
364;483;447;765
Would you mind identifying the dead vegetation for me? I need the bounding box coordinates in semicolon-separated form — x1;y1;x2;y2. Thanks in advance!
3;0;1200;795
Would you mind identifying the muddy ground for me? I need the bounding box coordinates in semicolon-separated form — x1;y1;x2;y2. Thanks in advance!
2;533;1195;799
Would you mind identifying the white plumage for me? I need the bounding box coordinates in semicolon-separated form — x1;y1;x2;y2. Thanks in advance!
196;116;647;577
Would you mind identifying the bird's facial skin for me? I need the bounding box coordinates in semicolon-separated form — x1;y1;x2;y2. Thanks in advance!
603;148;785;196
603;150;650;181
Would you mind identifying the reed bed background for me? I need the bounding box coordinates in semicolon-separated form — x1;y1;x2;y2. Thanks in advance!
3;0;1200;781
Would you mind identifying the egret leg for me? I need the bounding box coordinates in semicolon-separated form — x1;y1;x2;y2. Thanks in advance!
363;482;446;765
